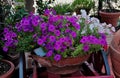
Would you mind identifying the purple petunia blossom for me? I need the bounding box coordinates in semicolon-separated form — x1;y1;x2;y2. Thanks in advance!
45;43;53;50
54;54;61;61
100;33;106;39
59;37;65;43
99;39;107;46
48;24;55;32
3;46;8;52
11;32;17;38
4;33;11;40
83;44;89;52
54;44;61;50
71;31;77;38
37;38;44;45
66;16;77;24
22;25;33;32
54;30;60;36
72;23;80;30
46;50;53;57
3;28;9;33
5;40;13;47
40;22;47;30
32;19;39;26
65;29;71;33
21;18;30;26
49;35;56;42
80;36;89;44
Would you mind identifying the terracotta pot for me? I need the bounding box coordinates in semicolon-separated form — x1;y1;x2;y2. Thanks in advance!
109;30;120;78
30;54;90;75
0;59;15;78
99;10;120;27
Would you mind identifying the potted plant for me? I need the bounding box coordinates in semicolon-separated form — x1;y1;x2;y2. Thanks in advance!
0;9;115;75
71;0;95;14
0;58;15;78
36;0;54;15
52;3;73;15
99;0;120;27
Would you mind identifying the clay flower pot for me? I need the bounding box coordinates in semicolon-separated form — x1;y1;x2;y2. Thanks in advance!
109;30;120;78
0;59;15;78
30;54;90;75
99;10;120;27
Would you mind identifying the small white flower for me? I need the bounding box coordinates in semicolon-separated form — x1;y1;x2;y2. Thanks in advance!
101;23;107;27
81;30;86;34
80;9;87;18
111;27;116;32
72;12;77;16
107;24;112;27
89;24;95;30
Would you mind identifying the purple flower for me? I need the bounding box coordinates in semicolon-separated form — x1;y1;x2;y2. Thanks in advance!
65;29;71;33
54;54;61;61
99;39;107;46
100;33;106;39
3;46;8;52
21;18;30;26
40;22;47;30
3;28;9;33
80;36;89;44
37;38;44;45
42;36;47;42
48;25;55;32
49;35;56;42
66;16;77;24
22;25;33;32
11;32;17;38
4;33;11;40
54;30;60;36
71;31;77;38
54;44;61;50
44;8;56;16
59;37;65;43
46;50;53;57
5;40;13;47
73;23;80;30
83;44;89;52
45;43;53;50
32;18;39;26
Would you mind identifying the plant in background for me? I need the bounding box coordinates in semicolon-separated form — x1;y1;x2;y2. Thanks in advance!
5;7;28;26
71;0;95;14
52;3;73;15
101;0;120;12
99;0;120;27
36;0;54;15
0;9;115;61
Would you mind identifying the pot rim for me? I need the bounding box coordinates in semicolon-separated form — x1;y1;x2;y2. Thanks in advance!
0;59;15;78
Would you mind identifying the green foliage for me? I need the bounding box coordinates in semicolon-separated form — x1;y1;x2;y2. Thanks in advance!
36;0;54;14
72;44;83;56
72;0;95;9
71;0;95;14
5;7;28;25
16;32;37;52
52;3;73;15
